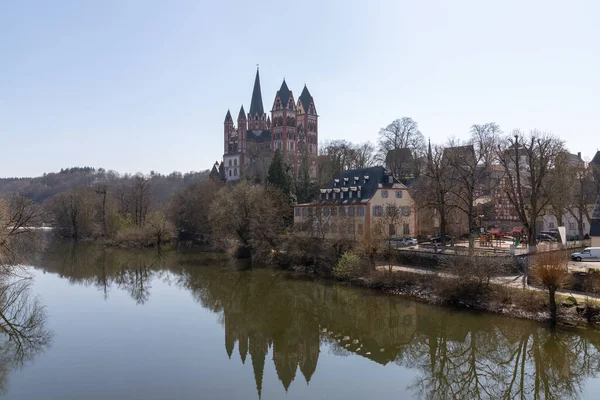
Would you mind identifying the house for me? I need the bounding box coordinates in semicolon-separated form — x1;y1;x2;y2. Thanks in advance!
293;166;416;240
542;207;592;239
591;195;600;246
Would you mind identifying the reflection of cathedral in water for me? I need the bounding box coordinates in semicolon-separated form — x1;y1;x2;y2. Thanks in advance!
224;305;320;396
222;289;419;398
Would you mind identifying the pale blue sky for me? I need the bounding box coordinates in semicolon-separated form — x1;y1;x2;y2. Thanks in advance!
1;0;598;177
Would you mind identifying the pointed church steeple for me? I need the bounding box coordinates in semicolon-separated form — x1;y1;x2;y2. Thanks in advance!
238;105;246;121
249;68;264;116
266;116;271;128
224;110;233;124
298;85;314;114
277;79;292;107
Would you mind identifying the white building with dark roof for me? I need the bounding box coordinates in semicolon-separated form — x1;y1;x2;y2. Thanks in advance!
293;166;417;240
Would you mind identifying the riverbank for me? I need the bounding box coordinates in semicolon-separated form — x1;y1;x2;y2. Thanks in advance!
287;262;600;327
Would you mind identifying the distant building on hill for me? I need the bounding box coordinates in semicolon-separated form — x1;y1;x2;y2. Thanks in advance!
220;68;318;183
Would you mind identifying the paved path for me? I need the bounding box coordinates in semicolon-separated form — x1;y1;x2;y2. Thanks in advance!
375;263;600;303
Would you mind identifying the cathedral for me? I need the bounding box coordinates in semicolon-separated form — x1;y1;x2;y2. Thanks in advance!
216;68;319;182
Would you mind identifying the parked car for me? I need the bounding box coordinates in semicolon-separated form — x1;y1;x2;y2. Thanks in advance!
541;231;560;240
430;234;452;244
535;233;556;242
403;237;418;246
571;247;600;261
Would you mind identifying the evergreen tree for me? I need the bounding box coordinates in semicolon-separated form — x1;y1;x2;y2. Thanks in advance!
294;155;317;204
266;149;291;195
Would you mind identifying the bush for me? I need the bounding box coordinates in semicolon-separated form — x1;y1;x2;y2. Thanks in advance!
333;251;362;280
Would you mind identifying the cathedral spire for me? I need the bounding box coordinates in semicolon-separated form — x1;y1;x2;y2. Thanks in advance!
249;67;264;116
238;105;246;120
224;109;233;124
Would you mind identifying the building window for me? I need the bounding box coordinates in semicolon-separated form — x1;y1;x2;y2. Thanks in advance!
302;208;308;217
234;159;237;166
295;208;300;217
402;207;411;217
357;224;363;235
403;223;410;235
348;206;355;217
234;168;237;176
549;222;555;229
373;205;383;216
395;190;403;198
229;160;232;166
358;206;365;217
583;222;586;230
332;207;337;216
569;222;575;230
323;208;330;217
381;190;388;198
229;170;232;177
389;176;393;184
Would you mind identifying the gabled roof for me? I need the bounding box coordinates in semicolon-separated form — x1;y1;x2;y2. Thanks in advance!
238;105;246;120
224;110;233;123
592;151;600;166
315;166;405;205
277;79;292;107
249;69;264;116
298;85;313;113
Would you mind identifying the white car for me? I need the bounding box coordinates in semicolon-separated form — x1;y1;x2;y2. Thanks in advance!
571;247;600;262
403;237;418;246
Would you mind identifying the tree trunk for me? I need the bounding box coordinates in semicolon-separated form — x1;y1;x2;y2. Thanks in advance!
467;209;474;254
548;287;557;325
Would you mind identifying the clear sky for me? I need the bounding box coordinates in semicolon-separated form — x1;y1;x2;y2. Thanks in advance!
1;0;599;178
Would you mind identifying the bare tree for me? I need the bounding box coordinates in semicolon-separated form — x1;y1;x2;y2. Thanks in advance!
414;143;455;247
131;174;151;227
445;123;499;252
497;130;565;250
531;251;571;325
0;195;42;272
377;117;426;180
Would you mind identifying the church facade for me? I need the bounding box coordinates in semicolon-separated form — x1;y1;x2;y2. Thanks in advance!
221;68;319;182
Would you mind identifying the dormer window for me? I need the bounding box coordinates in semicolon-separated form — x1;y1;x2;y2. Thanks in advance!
388;176;394;184
364;176;369;183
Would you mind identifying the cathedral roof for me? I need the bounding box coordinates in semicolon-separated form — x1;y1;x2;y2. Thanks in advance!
247;129;272;143
238;105;246;120
298;85;313;113
224;110;233;123
249;69;264;116
277;79;292;107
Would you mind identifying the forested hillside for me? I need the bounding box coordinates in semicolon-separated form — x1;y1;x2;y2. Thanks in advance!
0;167;210;204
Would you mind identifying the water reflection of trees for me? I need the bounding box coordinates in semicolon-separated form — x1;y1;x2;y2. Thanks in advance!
38;241;600;399
0;277;51;393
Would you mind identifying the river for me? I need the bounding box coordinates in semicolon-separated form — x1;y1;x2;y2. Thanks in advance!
1;239;600;399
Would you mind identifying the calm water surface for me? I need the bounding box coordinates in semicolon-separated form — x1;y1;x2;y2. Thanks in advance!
2;239;600;399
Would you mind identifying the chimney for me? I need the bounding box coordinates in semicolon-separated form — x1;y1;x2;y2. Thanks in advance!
578;152;582;159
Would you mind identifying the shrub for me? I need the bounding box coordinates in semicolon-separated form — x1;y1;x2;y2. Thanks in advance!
333;251;362;280
531;251;572;324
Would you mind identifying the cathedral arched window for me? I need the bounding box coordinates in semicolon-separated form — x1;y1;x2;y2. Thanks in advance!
229;170;232;177
234;159;237;166
234;168;238;176
229;159;232;166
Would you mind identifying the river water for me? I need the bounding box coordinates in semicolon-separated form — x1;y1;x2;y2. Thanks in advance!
1;240;600;399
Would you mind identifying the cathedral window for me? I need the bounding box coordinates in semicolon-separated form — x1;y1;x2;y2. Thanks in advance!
234;159;237;166
234;168;238;176
229;170;232;177
229;160;232;166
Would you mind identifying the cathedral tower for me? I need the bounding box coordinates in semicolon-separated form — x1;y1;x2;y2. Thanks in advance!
248;68;267;130
224;110;234;153
296;85;318;177
271;79;297;168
